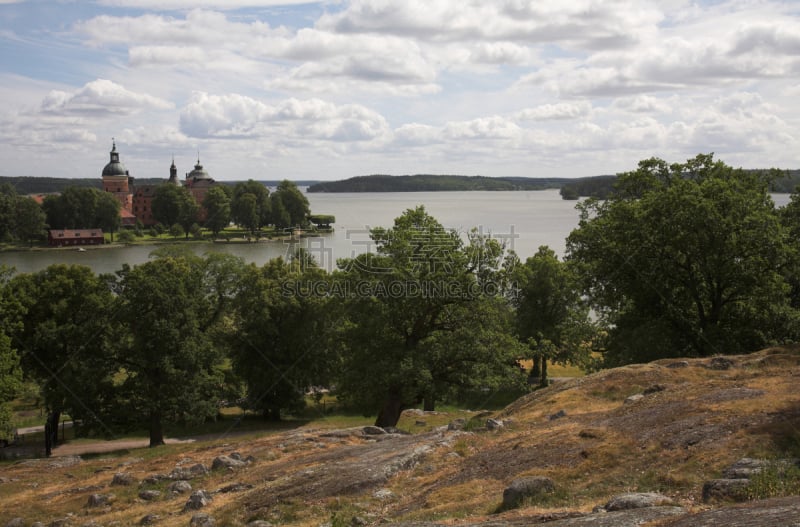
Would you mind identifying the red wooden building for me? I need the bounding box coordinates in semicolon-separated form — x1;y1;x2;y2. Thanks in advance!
48;229;105;247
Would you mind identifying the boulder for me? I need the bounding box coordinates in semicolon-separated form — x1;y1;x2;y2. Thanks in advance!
183;490;213;512
486;419;504;431
211;455;246;470
502;476;555;509
139;514;160;525
702;478;750;502
5;519;25;527
111;472;135;486
169;480;193;494
604;492;673;511
189;514;215;527
170;464;208;480
549;410;567;420
624;394;644;404
216;482;253;493
447;419;466;431
709;357;734;370
363;426;386;435
138;490;161;501
87;493;113;507
246;522;273;527
723;458;770;479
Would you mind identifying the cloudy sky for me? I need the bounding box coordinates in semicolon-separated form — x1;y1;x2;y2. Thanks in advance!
0;0;798;182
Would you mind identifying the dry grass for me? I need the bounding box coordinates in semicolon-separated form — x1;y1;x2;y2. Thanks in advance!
2;348;800;526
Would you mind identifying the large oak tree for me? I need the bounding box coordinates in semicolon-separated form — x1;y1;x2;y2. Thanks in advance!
334;206;523;427
566;154;794;365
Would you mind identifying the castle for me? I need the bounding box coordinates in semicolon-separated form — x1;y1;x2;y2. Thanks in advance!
101;141;217;226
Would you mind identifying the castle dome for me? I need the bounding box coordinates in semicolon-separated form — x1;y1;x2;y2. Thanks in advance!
102;140;128;177
187;157;211;181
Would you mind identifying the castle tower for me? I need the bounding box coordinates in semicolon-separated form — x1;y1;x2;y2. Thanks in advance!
101;139;133;212
168;156;180;185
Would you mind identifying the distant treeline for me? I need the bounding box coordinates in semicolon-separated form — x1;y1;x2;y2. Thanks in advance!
0;177;322;195
308;174;573;193
6;169;798;200
767;169;800;193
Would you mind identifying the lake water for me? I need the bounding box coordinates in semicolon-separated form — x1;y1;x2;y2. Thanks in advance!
1;190;792;275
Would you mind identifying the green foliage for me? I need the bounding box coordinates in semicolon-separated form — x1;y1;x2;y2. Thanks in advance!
231;180;270;231
42;186;119;234
232;192;260;233
117;229;135;243
567;154;795;365
308;214;335;228
6;264;117;435
229;258;333;420
14;196;47;246
202;186;231;236
169;223;185;239
511;246;594;383
152;184;199;236
272;180;310;227
746;462;800;500
334;206;524;426
559;175;617;200
0;332;22;442
112;255;228;446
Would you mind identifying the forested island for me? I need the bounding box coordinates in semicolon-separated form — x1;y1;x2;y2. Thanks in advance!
307;169;800;197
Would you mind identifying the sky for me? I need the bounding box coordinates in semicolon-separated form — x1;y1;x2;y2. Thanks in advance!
0;0;798;182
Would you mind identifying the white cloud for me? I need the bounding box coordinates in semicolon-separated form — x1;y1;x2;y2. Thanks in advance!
516;102;591;121
318;0;662;50
612;95;673;114
179;92;391;144
40;79;173;115
96;0;316;10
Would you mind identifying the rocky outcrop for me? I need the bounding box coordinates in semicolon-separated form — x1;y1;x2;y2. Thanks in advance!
183;490;212;512
501;477;555;509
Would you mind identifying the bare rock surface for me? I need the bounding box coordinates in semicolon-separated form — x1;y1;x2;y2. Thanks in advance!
243;431;435;513
659;496;800;526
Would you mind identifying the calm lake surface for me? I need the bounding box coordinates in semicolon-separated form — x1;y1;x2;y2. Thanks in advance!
2;190;791;275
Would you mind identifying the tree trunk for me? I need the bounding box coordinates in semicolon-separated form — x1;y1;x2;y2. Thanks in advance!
530;355;541;380
540;359;549;387
44;410;60;457
375;388;404;428
149;410;165;447
423;393;435;412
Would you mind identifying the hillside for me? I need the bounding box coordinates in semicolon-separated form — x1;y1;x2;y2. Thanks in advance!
307;175;572;193
2;348;800;526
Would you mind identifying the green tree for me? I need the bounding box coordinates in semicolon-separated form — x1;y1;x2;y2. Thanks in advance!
94;191;121;242
152;184;199;237
512;246;593;386
42;187;102;229
231;193;259;234
113;256;226;447
0;184;17;241
566;154;793;365
203;186;231;237
334;206;523;427
14;196;47;246
0;267;23;443
0;331;21;443
231;180;270;230
272;180;309;227
270;193;291;230
7;265;117;452
169;223;185;239
230;258;333;420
